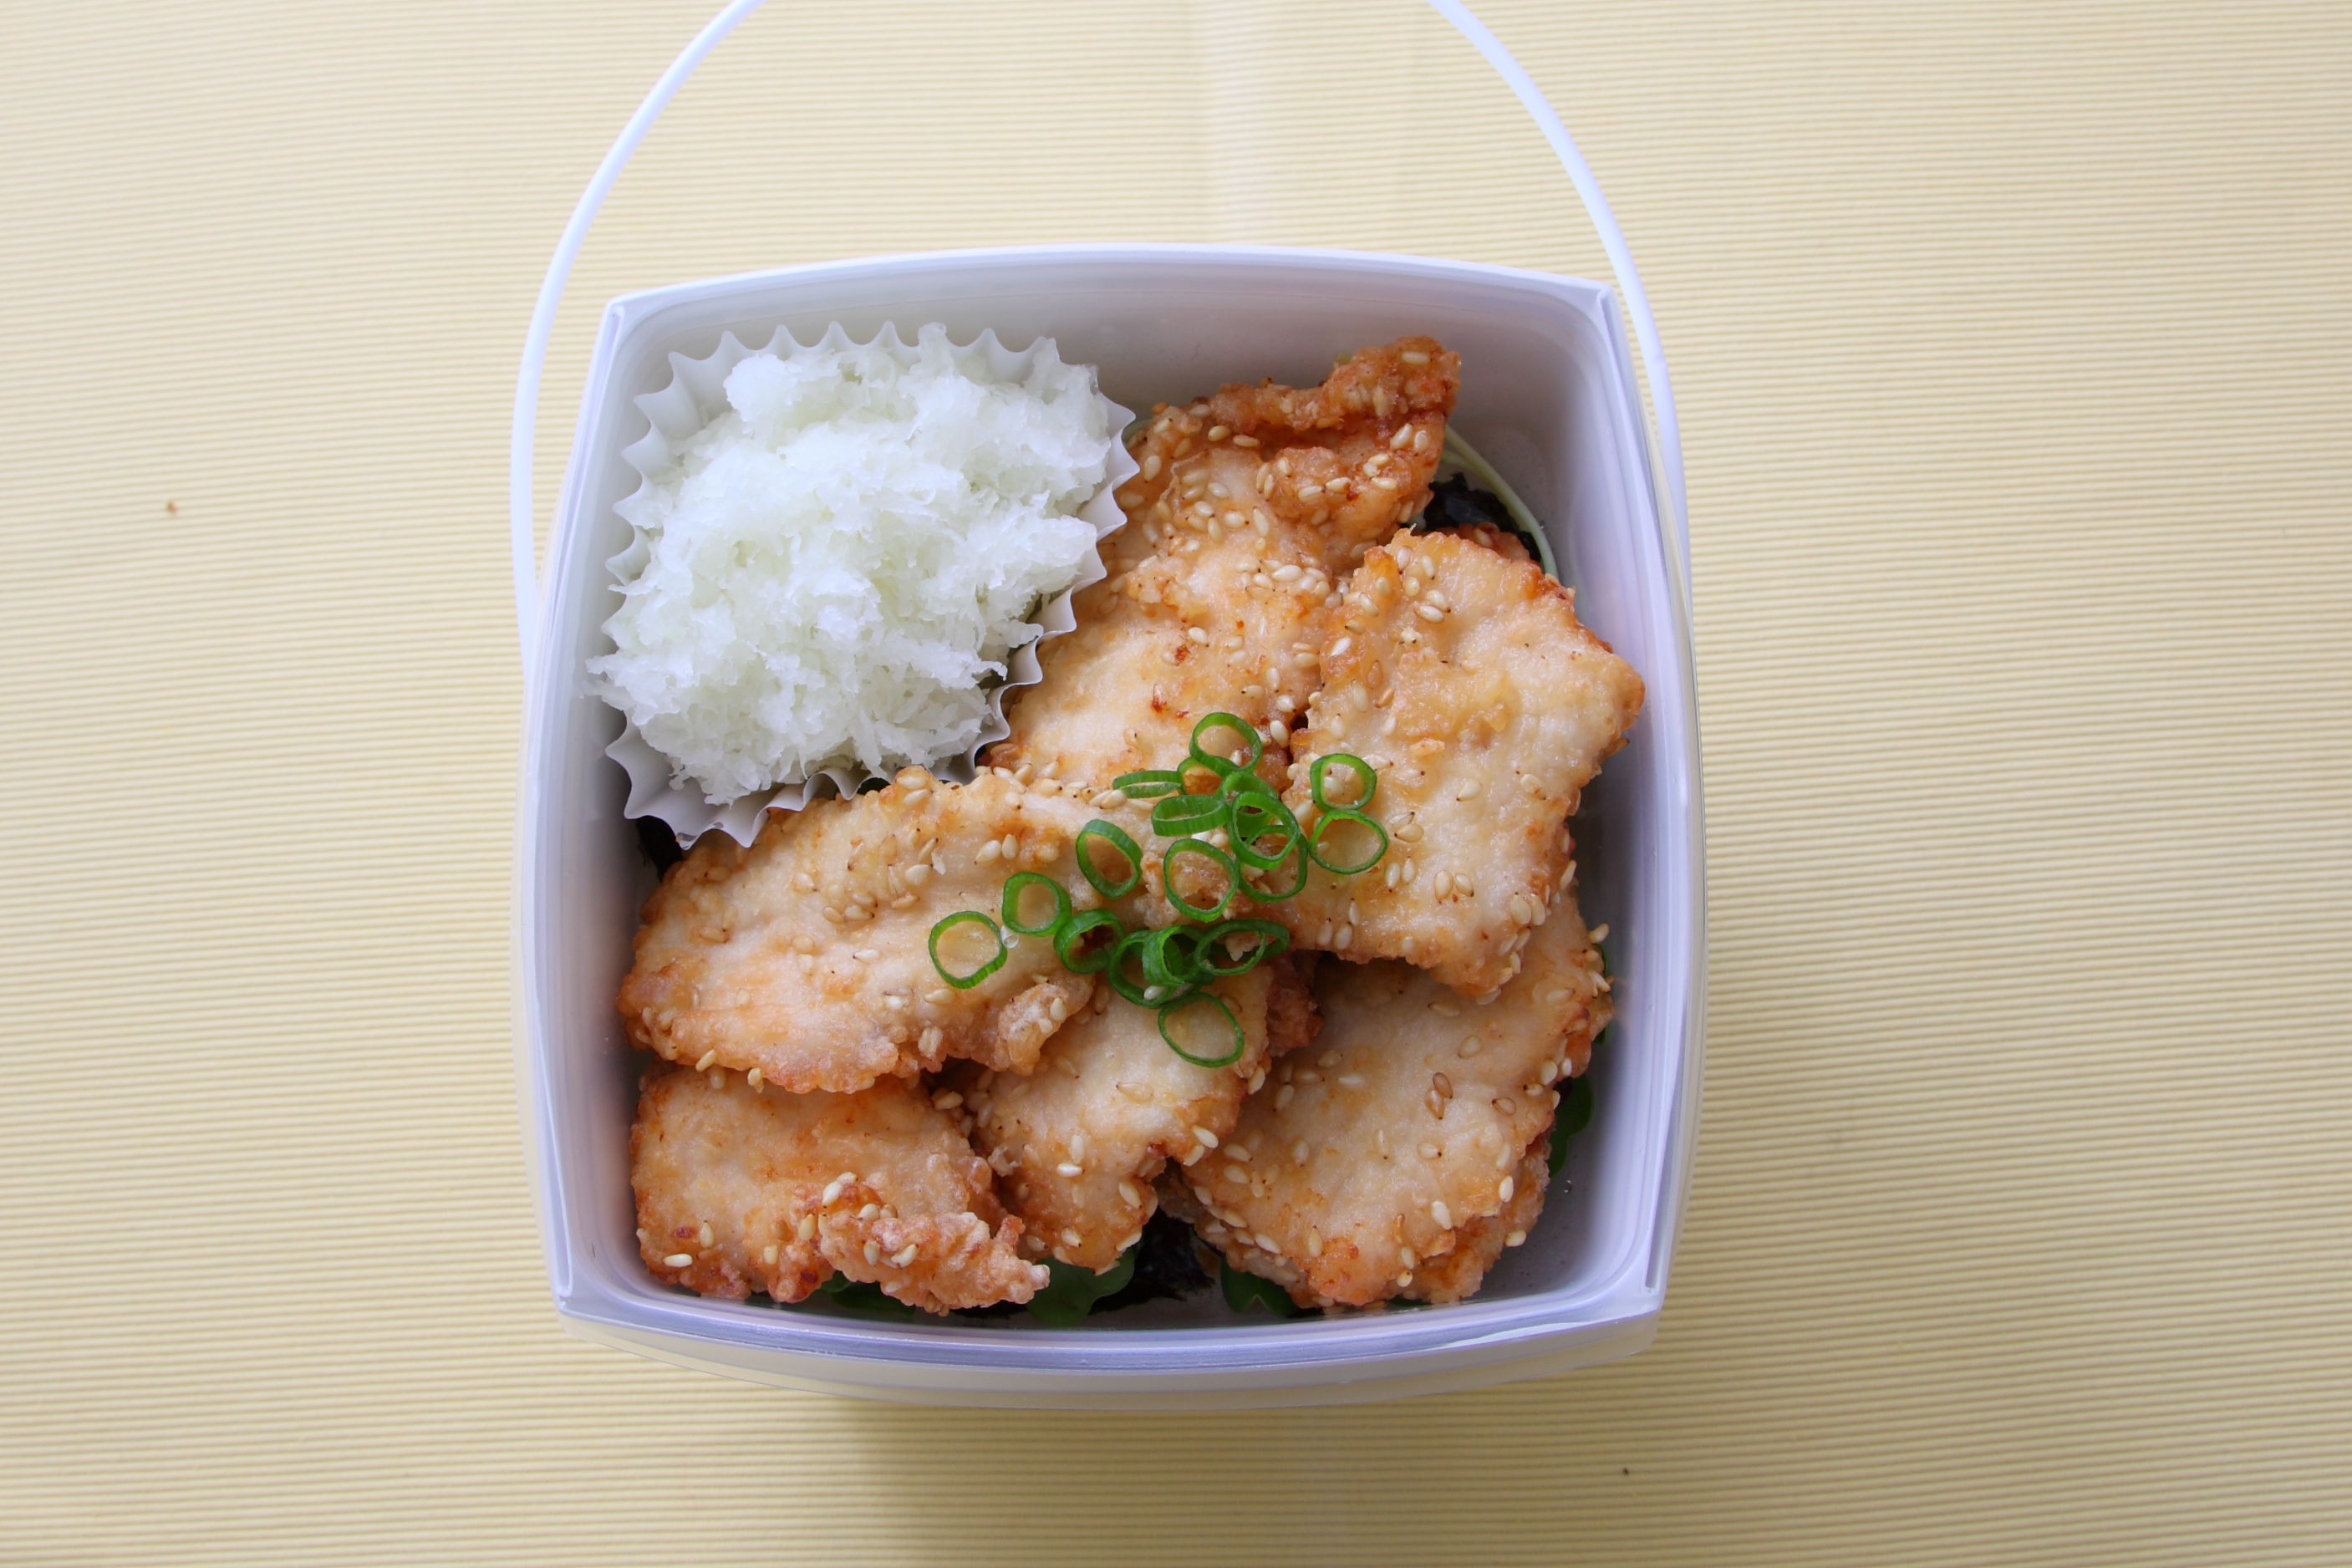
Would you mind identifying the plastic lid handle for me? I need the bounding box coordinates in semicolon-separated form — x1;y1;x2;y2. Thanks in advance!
510;0;1689;658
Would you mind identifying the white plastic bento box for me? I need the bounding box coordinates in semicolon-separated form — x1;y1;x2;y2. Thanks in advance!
517;244;1703;1408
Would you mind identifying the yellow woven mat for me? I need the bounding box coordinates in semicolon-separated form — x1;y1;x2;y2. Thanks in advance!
3;2;2346;1561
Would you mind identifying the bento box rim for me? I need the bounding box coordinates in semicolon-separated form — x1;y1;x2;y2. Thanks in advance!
518;242;1705;1402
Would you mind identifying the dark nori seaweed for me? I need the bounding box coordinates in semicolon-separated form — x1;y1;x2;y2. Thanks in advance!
634;814;685;873
1418;473;1538;555
1087;1209;1214;1314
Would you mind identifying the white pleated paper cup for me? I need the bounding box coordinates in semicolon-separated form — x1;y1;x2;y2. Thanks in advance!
595;322;1137;845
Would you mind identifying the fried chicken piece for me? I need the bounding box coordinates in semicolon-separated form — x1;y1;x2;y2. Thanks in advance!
1168;898;1611;1309
955;956;1316;1273
1275;529;1643;995
1264;949;1322;1056
1163;1132;1550;1308
986;338;1460;792
621;768;1171;1093
1400;1139;1550;1304
631;1066;1046;1313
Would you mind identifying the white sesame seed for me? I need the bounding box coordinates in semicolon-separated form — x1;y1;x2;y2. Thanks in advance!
1499;1177;1516;1201
692;1050;718;1072
1192;1126;1219;1148
1337;1072;1367;1089
1056;1162;1083;1178
662;1253;694;1269
1430;1201;1452;1228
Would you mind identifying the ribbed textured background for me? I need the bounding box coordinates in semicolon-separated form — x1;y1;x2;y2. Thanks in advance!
3;1;2347;1561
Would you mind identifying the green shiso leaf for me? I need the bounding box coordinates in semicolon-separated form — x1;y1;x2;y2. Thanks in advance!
815;1274;920;1320
1026;1251;1138;1326
1548;1069;1598;1178
1219;1261;1307;1318
1429;429;1563;581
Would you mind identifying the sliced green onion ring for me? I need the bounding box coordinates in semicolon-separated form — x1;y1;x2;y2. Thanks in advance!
1000;872;1070;936
1139;925;1209;990
1162;837;1240;922
1243;835;1311;901
928;910;1006;990
1203;918;1290;975
1188;711;1262;778
1104;929;1158;1006
1158;991;1245;1068
1173;760;1233;799
1306;807;1388;876
1219;766;1279;800
1229;794;1302;869
1053;909;1123;974
1111;768;1184;800
1151;791;1230;837
1309;751;1377;811
1075;820;1143;899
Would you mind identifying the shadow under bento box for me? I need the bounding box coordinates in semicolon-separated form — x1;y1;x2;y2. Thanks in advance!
518;244;1703;1408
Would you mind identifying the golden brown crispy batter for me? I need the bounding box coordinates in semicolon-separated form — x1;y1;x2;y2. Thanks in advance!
1401;1139;1550;1304
630;1067;1046;1313
621;769;1176;1093
1169;898;1611;1309
1264;949;1322;1058
955;958;1306;1273
986;338;1459;792
1275;529;1643;995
